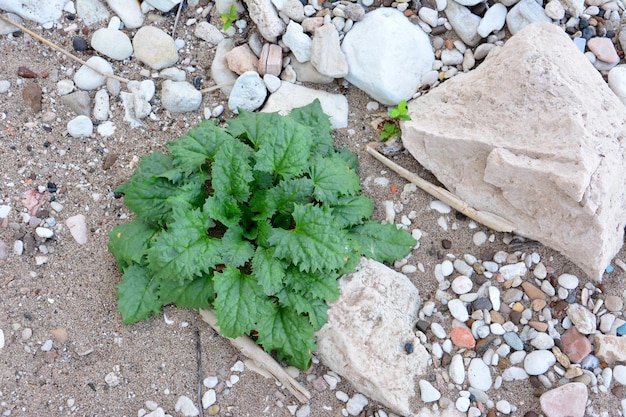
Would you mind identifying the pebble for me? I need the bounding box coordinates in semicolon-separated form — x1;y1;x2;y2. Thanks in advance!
477;3;507;37
496;400;512;414
558;273;579;289
451;276;473;294
65;214;88;244
499;262;527;279
451;326;476;348
613;365;626;385
57;79;75;95
194;21;224;46
336;391;349;402
132;26;179;70
228;71;267;113
468;358;492;391
539;383;588;417
74;56;113;90
587;36;619;64
524;350;556;375
431;322;446;339
203;376;218;388
473;231;487;246
161;80;202;112
346;393;368;416
419;379;441;402
23;82;42;113
566;303;597;334
456;396;470;412
175;396;199;416
441;260;454;277
296;404;310;417
450;354;465;384
0;80;10;93
90;27;133;60
430;200;452;213
504;332;524;351
202;390;216;409
447;299;469;322
605;295;623;312
530;333;555;350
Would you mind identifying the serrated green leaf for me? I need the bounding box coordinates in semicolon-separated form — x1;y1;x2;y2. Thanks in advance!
254;218;274;248
213;265;273;337
159;274;215;310
348;222;416;263
165;170;210;211
108;218;159;270
147;207;221;282
252;246;287;295
116;153;180;224
212;138;254;202
203;195;241;228
226;110;284;148
266;177;314;216
309;154;361;204
116;264;161;324
285;265;340;301
268;204;350;273
276;287;329;330
167;120;233;174
254;118;312;179
287;100;333;156
219;225;255;267
256;303;316;369
329;195;374;228
335;147;359;172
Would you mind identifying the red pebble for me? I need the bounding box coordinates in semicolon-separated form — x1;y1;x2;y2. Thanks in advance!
561;327;592;364
17;66;37;78
450;326;476;348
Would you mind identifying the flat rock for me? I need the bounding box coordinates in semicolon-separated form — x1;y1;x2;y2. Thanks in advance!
161;80;202;112
310;23;348;78
0;0;66;23
316;258;428;416
60;91;91;117
91;28;133;60
401;22;626;281
341;8;434;105
22;82;42;113
594;334;626;363
132;26;178;70
289;56;334;83
261;82;348;129
540;383;588;417
65;215;88;244
243;0;285;42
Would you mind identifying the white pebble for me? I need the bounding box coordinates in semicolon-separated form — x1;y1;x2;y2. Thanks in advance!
202;390;216;409
346;394;368;416
558;273;579;289
524;350;556;375
203;376;218;388
450;354;465;384
441;260;454;277
472;231;487;246
336;391;350;402
496;400;511;414
35;227;54;238
419;380;441;402
431;322;447;339
451;276;473;294
430;200;451;213
175;396;199;416
448;299;469;322
456;396;470;412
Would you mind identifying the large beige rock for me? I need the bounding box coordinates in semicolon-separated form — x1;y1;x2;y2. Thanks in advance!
401;22;626;280
315;258;429;416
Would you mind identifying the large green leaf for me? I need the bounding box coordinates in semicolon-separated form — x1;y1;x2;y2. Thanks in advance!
329;195;374;228
146;207;221;282
256;303;317;369
116;264;161;324
268;204;350;273
213;265;274;337
287;100;333;156
108;218;159;270
276;287;329;331
266;177;314;216
254;118;312;179
226;110;284;148
219;225;255;267
348;222;416;263
285;266;340;302
167;120;233;174
308;153;361;204
251;246;287;296
211;138;254;202
159;274;215;310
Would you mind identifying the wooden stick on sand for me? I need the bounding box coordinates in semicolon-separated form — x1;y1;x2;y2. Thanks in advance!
199;309;311;403
0;13;130;83
365;143;518;234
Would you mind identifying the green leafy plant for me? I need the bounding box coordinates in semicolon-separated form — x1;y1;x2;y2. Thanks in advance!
220;4;238;31
108;101;416;369
379;99;411;140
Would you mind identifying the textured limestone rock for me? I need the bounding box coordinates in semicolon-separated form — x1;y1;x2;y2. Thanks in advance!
315;258;428;416
242;0;285;42
401;22;626;281
594;334;626;363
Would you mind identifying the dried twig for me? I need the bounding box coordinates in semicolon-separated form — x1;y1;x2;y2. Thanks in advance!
172;0;184;39
198;309;311;403
0;13;130;83
365;143;519;233
199;82;235;94
195;328;204;417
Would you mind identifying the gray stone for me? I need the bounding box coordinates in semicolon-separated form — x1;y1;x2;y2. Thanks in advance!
161;80;202;112
310;23;348;78
283;21;312;63
132;26;178;70
211;39;238;96
194;22;224;46
506;0;551;35
271;0;305;21
401;22;626;281
316;258;428;416
243;0;286;42
341;8;434;105
262;82;348;129
289;56;334;83
445;0;482;46
228;71;267;113
60;91;91;117
0;13;22;35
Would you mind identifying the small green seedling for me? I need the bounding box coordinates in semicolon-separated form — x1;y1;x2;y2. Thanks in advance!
220;4;238;31
379;100;411;140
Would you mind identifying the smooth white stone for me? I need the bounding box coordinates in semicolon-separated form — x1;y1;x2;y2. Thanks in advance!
468;358;492;391
431;322;447;339
430;200;452;213
477;3;507;37
524;350;556;375
450;354;465;384
419;380;441;402
448;299;469;322
558;273;579;289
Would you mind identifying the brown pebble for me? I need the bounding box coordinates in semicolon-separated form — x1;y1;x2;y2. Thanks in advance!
445;39;454;49
611;385;624;398
207;405;219;415
509;310;522;325
51;328;68;343
403;9;414;16
23;82;42;113
487;409;496;417
18;66;37;78
525;412;540;417
521;281;546;300
528;320;548;332
43;350;58;363
103;153;118;170
529;375;542;388
490;310;505;324
430;26;447;35
442;239;451;249
440;352;451;367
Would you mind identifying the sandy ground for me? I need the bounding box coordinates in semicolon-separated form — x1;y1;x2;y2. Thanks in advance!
0;3;624;417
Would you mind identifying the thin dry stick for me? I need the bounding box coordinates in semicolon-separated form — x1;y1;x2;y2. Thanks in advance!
172;0;184;39
195;328;204;417
365;144;519;233
198;309;311;404
199;82;235;94
0;14;130;83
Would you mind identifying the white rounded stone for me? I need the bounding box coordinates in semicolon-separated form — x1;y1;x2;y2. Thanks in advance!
67;115;94;137
91;28;133;60
450;354;465;384
456;397;470;412
419;380;441;402
74;56;113;90
448;299;469;322
530;333;555;350
451;276;473;294
558;273;579;290
468;358;492;391
431;322;446;339
161;80;202;112
524;350;556;375
441;260;454;277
